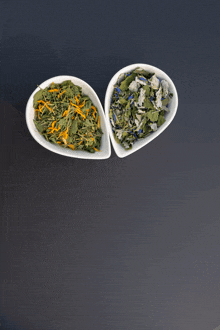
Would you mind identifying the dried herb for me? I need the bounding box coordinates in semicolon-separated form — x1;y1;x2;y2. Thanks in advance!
109;69;173;150
33;80;103;153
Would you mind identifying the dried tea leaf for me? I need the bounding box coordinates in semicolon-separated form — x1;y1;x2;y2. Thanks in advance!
119;73;136;91
119;97;127;105
109;68;173;150
146;110;159;122
33;80;103;153
33;90;44;108
142;84;150;96
69;120;78;135
33;120;45;133
162;98;169;106
144;98;154;109
157;114;166;126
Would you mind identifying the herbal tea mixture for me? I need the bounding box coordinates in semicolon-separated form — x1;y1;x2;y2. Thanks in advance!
109;68;173;150
33;80;102;153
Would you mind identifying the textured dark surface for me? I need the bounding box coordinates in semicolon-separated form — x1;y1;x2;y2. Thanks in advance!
1;1;220;330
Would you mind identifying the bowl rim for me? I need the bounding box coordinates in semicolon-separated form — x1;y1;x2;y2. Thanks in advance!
26;75;111;160
104;63;178;158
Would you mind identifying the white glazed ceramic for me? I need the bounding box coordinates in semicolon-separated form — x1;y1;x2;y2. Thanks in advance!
26;75;111;160
104;64;178;158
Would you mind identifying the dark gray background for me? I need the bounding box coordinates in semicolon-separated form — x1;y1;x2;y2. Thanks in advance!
1;0;220;329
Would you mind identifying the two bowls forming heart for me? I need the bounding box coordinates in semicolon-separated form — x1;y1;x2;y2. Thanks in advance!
26;63;178;159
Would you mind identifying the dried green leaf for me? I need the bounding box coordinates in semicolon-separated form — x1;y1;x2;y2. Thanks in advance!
142;84;150;96
157;114;166;126
146;110;159;122
33;120;45;133
144;98;154;109
119;97;127;105
119;73;136;91
69;120;78;135
65;86;74;98
162;98;169;106
33;90;44;108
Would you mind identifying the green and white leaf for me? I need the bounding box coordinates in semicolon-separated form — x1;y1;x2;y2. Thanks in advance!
149;74;160;89
161;80;169;97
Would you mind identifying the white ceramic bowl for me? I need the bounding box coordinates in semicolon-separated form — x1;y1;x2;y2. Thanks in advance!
104;63;178;158
26;75;111;160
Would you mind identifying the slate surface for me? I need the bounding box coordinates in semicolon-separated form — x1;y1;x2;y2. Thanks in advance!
1;1;220;329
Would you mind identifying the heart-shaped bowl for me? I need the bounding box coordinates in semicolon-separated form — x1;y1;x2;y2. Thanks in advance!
26;75;111;160
104;63;178;158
